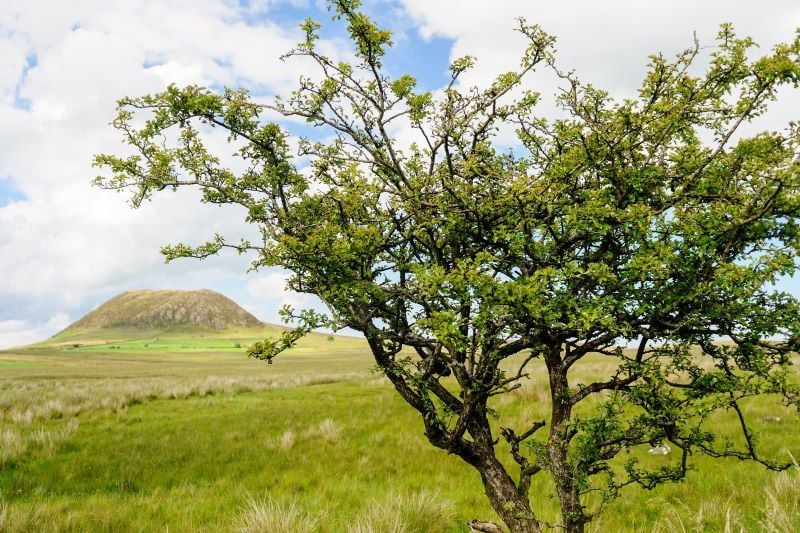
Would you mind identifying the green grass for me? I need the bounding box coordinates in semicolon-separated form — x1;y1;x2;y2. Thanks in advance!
0;381;480;532
0;361;42;369
0;337;799;532
38;323;353;350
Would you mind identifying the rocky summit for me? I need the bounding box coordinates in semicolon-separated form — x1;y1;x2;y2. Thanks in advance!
64;289;262;331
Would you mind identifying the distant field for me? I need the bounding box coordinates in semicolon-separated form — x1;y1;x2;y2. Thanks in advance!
1;333;799;532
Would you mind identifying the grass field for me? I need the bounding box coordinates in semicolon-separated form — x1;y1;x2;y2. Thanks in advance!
1;329;799;532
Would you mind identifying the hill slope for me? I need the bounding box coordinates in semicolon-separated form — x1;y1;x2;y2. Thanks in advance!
67;289;262;331
42;289;275;346
34;289;367;354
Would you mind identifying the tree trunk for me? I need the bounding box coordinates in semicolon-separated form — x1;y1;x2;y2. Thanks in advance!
547;351;588;533
477;453;542;533
548;438;586;533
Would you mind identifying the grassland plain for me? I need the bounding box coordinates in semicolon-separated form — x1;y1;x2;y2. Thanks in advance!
0;329;799;532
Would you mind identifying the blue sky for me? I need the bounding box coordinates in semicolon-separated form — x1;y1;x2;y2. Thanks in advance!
0;177;28;207
1;0;799;348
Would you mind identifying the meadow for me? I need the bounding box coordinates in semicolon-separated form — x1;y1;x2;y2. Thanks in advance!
0;329;799;532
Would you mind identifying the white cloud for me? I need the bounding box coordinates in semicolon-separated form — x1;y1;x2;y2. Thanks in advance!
399;0;800;123
0;313;71;349
247;271;314;310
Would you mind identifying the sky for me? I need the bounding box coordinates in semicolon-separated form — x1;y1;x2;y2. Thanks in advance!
1;0;800;348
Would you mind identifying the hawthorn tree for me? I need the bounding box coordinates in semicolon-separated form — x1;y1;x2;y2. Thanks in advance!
95;2;800;531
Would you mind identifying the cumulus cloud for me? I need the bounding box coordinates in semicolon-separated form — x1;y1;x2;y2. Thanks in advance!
400;1;800;84
246;271;315;311
397;0;800;142
0;313;71;349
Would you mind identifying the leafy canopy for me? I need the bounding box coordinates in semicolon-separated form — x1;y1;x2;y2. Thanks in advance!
95;2;800;530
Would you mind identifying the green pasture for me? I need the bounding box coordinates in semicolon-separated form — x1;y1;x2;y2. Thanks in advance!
0;333;798;531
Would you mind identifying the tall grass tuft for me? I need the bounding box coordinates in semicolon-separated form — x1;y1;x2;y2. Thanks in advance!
650;500;744;533
305;418;341;443
759;453;800;533
353;491;456;533
0;496;44;533
0;429;24;465
0;418;78;466
278;429;295;451
236;497;322;533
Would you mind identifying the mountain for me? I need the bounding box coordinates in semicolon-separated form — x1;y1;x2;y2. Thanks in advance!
66;289;262;331
41;289;276;347
7;288;368;356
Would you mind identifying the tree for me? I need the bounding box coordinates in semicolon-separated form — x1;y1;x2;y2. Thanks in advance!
95;2;800;531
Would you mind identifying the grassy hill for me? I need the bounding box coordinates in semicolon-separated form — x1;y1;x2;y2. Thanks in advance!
43;289;268;346
7;288;368;378
38;288;361;353
2;289;368;387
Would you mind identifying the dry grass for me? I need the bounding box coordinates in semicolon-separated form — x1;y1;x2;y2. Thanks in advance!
499;377;550;406
278;430;296;451
644;453;800;533
0;373;368;426
305;418;341;443
352;490;456;533
0;429;23;465
0;494;48;533
233;491;455;533
650;499;743;533
759;453;800;533
0;419;78;466
236;497;322;533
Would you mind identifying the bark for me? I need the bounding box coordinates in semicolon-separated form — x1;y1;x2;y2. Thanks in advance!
477;453;542;533
547;347;588;533
548;438;586;533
